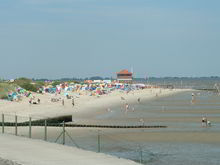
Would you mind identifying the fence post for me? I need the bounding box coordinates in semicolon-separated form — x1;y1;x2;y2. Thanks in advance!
29;117;31;138
2;114;4;134
62;121;65;145
98;130;100;152
44;119;47;141
15;115;17;136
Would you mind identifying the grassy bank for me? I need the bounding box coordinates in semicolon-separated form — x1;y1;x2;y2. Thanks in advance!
0;78;45;100
0;83;17;99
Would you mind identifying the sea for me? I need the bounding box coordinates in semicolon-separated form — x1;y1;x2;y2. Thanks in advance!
66;77;220;165
140;77;220;90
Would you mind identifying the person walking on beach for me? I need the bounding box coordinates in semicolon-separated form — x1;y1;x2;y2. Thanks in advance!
125;103;129;113
191;93;196;104
202;117;207;127
72;98;74;107
137;97;141;103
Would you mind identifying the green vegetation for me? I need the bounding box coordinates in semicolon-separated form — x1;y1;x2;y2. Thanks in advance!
0;77;46;99
35;81;45;88
14;77;32;86
0;82;17;99
14;77;45;92
20;83;38;92
13;78;36;92
52;81;61;87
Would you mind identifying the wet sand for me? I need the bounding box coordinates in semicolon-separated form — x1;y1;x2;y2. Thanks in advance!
3;125;220;145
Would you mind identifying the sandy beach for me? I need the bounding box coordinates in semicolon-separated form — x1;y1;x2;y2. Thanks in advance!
0;88;192;165
0;88;188;122
2;88;220;164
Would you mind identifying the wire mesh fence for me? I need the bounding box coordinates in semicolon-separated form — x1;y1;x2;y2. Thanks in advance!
0;113;156;164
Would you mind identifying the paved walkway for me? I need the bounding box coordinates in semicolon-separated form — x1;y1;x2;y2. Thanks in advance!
0;134;139;165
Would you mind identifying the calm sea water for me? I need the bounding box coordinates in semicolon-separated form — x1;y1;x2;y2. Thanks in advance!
57;90;220;165
91;90;220;164
62;78;220;164
144;77;220;89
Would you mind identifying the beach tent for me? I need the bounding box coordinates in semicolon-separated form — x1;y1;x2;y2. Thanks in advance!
8;92;16;101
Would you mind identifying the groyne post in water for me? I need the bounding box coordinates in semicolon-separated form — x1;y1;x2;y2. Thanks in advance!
2;114;4;134
15;115;17;136
29;117;32;138
62;121;65;145
44;120;47;141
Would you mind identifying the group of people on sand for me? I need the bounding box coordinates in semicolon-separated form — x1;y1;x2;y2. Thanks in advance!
122;97;141;113
29;97;40;105
202;116;211;127
29;96;75;107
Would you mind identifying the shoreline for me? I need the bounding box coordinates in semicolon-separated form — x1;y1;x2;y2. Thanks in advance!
1;88;220;164
0;88;191;122
72;88;192;118
0;88;196;165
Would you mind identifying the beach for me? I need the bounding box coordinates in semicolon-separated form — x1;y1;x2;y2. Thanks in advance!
1;88;220;164
0;88;191;164
0;88;187;122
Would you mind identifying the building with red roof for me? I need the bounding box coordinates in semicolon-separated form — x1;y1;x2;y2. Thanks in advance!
116;69;133;83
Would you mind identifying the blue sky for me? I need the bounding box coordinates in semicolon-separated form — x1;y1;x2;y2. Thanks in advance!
0;0;220;79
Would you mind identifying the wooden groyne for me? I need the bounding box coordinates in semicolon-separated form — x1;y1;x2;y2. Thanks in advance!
195;88;217;91
66;124;167;128
0;122;167;128
0;115;167;129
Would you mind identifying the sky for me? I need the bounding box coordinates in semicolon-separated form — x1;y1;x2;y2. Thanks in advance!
0;0;220;79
